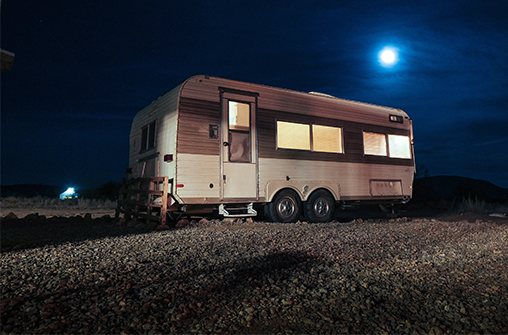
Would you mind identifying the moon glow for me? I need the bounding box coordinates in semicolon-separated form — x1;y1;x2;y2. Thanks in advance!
378;46;399;67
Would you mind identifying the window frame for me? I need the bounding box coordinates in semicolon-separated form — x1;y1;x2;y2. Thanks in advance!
140;120;157;153
276;120;311;151
363;131;412;159
312;124;344;154
388;134;412;159
276;120;344;154
363;131;388;157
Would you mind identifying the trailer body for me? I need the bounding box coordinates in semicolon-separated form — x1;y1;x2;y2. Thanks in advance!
126;75;414;222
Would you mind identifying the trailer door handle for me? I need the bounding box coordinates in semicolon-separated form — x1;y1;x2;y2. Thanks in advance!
223;141;229;147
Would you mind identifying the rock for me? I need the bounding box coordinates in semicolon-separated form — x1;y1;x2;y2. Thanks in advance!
134;223;145;229
176;219;190;227
25;213;39;219
2;217;507;334
4;212;17;219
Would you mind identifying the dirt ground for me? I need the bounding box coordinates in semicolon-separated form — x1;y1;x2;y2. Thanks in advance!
1;205;507;222
0;208;117;220
1;206;506;253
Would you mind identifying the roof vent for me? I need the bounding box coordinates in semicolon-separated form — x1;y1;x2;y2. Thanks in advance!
309;91;336;98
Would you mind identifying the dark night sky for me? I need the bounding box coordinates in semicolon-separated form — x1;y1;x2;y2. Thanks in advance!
2;0;507;190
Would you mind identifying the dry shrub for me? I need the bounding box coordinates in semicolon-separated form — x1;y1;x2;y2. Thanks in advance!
458;196;508;214
0;196;116;210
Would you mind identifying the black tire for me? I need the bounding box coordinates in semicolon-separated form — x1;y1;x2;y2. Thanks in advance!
268;189;302;223
304;189;335;223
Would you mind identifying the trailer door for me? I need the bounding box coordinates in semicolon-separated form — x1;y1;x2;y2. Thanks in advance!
220;89;258;200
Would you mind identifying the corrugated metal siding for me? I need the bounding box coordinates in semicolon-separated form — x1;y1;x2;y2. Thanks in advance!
175;153;221;201
128;75;414;204
178;75;412;166
258;158;414;200
177;97;221;155
180;75;408;127
129;84;181;178
258;107;412;166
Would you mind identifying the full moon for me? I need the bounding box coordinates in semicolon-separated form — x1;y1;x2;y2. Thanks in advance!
381;50;395;63
378;46;399;67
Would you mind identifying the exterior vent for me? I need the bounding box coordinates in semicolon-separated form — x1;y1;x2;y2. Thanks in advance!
309;91;336;98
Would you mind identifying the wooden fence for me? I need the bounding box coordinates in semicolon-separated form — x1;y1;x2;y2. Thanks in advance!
115;177;173;227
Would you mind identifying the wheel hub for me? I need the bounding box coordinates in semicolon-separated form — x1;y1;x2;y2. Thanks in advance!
314;197;330;217
278;197;295;218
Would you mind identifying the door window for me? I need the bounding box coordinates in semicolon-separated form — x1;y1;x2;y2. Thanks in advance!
228;101;251;162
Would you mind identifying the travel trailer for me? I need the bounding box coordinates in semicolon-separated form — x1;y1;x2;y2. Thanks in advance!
117;75;414;225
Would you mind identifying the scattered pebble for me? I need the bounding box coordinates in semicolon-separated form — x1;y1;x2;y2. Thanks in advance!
1;218;507;334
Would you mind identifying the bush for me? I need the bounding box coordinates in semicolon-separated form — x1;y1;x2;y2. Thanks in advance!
457;196;508;215
0;196;117;210
457;196;487;214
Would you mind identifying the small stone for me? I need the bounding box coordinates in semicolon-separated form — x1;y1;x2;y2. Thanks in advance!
176;219;190;227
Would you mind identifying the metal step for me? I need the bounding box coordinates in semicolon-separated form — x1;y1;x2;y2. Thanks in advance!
218;203;257;217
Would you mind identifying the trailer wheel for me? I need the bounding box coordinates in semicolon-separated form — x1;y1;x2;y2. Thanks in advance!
268;189;301;223
304;189;335;223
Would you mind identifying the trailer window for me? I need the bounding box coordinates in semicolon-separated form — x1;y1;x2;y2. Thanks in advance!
363;132;387;156
312;125;343;153
388;134;411;159
277;121;311;150
140;121;156;152
229;101;250;131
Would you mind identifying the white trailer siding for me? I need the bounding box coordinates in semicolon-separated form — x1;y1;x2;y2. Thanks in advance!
258;158;413;201
128;75;414;218
129;84;181;179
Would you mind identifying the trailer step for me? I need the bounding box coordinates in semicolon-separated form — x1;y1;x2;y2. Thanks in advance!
219;203;257;217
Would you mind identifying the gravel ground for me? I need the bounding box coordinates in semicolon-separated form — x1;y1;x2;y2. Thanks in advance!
1;216;507;334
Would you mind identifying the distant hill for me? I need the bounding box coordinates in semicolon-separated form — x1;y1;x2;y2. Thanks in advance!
1;181;122;200
413;176;508;203
2;177;507;203
0;184;65;198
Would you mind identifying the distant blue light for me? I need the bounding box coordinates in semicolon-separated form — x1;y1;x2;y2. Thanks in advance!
60;187;78;200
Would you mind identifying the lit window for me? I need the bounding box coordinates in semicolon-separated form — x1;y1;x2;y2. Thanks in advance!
229;101;250;131
141;121;156;152
388;134;411;159
363;132;387;156
277;121;310;150
313;125;343;153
